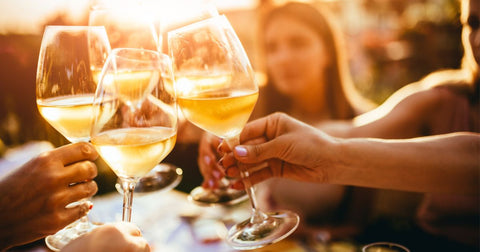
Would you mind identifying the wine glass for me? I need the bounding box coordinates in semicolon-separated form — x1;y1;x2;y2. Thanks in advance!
90;48;177;222
362;242;410;252
167;14;249;207
36;26;111;251
89;4;182;194
168;15;299;249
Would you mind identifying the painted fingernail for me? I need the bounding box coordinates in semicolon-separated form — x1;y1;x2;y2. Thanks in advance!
89;203;93;210
235;146;247;157
204;155;211;165
212;170;221;179
208;179;214;188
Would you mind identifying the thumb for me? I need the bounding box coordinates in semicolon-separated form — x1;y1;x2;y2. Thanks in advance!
233;140;278;164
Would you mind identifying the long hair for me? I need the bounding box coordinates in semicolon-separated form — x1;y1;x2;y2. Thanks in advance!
419;0;478;102
460;0;479;84
259;2;374;120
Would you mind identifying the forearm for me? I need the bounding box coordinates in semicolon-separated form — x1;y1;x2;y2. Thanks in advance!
329;132;480;194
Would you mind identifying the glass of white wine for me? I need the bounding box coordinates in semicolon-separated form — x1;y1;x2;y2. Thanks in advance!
36;25;111;251
168;15;299;250
167;14;250;207
89;3;183;195
90;48;177;222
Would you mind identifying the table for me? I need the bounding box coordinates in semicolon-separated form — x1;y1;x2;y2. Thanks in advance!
88;189;333;252
91;190;258;252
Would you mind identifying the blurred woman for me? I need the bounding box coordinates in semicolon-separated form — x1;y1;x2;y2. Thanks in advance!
198;1;376;241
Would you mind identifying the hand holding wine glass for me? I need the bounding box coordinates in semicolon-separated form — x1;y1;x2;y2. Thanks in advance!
91;48;177;222
35;25;110;251
168;15;299;249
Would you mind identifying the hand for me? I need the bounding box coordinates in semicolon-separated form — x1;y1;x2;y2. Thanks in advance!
220;112;337;189
0;142;98;250
61;222;150;252
197;132;225;189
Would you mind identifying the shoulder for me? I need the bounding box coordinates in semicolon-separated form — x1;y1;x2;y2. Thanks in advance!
353;75;466;126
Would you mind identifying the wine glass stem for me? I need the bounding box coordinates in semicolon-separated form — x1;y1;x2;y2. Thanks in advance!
120;178;136;222
225;136;264;224
241;167;265;223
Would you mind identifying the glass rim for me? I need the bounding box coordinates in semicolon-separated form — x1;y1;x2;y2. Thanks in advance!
44;25;106;30
362;242;410;252
167;14;228;37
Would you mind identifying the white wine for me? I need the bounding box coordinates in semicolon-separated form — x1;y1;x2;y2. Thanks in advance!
91;127;176;178
37;95;95;142
178;90;258;139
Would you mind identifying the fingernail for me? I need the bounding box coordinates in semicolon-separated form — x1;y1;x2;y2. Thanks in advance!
235;146;247;157
208;179;214;188
82;144;92;154
212;170;221;179
89;203;93;210
204;155;211;165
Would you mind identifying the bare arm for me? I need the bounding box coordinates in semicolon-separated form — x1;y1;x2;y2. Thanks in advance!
222;113;480;195
331;132;480;194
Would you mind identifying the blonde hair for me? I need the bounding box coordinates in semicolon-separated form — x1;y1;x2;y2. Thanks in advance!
460;0;479;84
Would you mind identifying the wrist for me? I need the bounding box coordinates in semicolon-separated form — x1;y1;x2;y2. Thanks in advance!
325;136;348;185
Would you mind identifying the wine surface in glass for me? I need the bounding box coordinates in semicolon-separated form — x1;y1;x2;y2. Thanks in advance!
111;70;159;103
37;94;94;142
91;127;177;178
178;89;258;138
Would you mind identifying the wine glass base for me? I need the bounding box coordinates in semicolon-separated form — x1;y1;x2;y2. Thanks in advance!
188;186;249;206
45;219;100;251
115;163;183;195
226;210;300;250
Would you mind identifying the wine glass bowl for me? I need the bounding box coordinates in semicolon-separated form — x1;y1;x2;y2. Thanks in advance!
91;48;177;222
168;14;258;207
36;26;110;143
35;25;111;251
169;15;299;250
89;5;182;194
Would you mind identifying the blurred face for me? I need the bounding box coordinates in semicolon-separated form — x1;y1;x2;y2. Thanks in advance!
467;0;480;66
265;15;330;97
